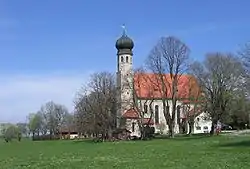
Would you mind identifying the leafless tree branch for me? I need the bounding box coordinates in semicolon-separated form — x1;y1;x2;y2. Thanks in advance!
145;36;190;137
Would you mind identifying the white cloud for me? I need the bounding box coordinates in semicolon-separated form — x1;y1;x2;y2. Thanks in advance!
0;71;92;123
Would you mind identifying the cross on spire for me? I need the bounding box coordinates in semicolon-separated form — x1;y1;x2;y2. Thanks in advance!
121;24;127;36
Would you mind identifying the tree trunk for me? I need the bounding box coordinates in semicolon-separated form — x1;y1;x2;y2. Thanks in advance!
178;124;183;134
32;132;35;140
210;124;214;135
188;122;194;135
107;126;112;141
188;123;192;135
140;125;145;140
50;130;52;139
210;120;217;135
169;121;175;138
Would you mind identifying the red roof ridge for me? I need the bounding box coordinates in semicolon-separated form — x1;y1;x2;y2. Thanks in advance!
123;108;138;118
122;108;154;125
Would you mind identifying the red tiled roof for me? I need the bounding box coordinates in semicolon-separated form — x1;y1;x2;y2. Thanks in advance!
123;108;138;118
134;73;201;99
122;109;154;125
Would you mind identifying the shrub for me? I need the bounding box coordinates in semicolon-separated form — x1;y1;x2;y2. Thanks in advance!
32;135;60;141
143;126;155;140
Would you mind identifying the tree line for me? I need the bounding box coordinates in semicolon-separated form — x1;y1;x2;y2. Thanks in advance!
74;37;250;139
3;37;250;141
2;101;75;141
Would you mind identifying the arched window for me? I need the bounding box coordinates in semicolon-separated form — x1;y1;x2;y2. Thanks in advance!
126;56;129;63
132;122;135;132
144;104;148;114
121;56;124;62
177;105;181;124
155;105;159;124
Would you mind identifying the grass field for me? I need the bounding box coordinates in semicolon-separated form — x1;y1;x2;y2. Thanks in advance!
0;135;250;169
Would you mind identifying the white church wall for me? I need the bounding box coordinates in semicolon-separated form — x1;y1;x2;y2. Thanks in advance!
126;119;141;137
137;99;184;134
135;99;212;135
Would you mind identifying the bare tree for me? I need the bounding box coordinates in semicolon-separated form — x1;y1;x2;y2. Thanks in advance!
74;90;98;137
36;110;48;136
39;101;69;138
190;53;245;135
16;122;28;137
74;72;117;140
239;42;250;70
3;125;19;142
227;94;250;129
63;113;75;131
27;112;43;139
146;36;190;138
180;76;205;135
26;102;69;140
74;92;88;136
239;42;250;96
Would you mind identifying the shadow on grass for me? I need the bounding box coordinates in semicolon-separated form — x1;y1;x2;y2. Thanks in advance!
154;133;212;141
72;134;214;144
174;135;212;141
219;140;250;147
72;139;100;144
72;139;122;144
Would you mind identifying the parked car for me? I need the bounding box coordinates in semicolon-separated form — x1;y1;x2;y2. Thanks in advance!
221;124;233;130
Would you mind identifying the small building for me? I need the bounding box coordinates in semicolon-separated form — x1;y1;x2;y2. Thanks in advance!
59;125;78;139
112;128;131;140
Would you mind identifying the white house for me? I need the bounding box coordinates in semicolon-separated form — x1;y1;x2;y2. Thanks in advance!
115;27;212;137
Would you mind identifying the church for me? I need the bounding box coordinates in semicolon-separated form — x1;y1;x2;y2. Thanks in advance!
115;27;212;137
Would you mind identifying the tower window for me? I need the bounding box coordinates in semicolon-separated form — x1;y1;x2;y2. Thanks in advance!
126;56;129;63
121;56;124;62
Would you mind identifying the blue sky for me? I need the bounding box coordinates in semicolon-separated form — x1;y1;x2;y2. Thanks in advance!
0;0;249;123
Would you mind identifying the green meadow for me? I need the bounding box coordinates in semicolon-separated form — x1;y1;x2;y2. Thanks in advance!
0;136;249;169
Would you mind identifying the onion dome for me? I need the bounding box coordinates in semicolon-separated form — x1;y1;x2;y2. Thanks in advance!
115;25;134;55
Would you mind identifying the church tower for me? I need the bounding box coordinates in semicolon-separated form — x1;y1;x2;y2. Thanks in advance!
115;26;134;128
